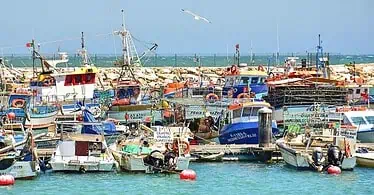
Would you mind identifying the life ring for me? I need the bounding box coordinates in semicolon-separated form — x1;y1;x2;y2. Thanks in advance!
172;141;190;155
206;93;219;101
12;99;25;108
237;93;251;99
258;65;265;72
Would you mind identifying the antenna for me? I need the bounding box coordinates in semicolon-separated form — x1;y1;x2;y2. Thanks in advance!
276;22;280;66
81;32;85;49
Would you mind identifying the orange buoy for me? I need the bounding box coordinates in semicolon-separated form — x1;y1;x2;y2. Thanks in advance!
0;175;15;186
327;166;341;175
180;169;197;180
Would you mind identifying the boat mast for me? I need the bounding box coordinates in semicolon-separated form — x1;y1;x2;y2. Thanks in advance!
32;39;36;77
80;32;89;66
316;34;325;78
114;10;140;81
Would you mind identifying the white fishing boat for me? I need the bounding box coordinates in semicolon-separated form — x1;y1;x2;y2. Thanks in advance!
277;108;357;171
49;133;116;172
354;148;374;168
0;131;41;179
29;33;98;103
110;125;191;173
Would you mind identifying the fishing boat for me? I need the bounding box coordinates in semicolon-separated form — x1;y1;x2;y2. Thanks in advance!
219;100;279;144
222;67;268;99
355;148;374;167
110;125;191;173
29;34;99;104
221;44;268;99
0;131;41;179
338;109;374;143
49;133;115;172
107;11;160;124
277;108;357;171
0;93;58;130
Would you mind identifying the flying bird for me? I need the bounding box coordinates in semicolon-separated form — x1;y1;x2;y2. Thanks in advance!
181;9;211;24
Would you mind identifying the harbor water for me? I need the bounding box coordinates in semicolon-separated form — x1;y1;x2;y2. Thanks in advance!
3;162;374;194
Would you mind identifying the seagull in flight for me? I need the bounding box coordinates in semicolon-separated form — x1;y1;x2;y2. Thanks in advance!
181;9;211;24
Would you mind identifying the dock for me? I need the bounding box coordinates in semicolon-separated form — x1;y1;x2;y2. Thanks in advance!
190;144;282;162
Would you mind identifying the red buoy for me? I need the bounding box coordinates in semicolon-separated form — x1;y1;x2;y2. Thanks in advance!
0;175;15;186
327;166;341;175
7;112;16;120
180;169;197;180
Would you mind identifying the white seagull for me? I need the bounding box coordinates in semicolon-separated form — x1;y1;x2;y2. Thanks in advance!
181;9;211;23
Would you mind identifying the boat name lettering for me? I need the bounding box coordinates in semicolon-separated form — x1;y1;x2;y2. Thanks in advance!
227;132;257;142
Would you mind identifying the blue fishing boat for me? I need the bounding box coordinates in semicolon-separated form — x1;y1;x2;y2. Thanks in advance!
219;100;279;144
222;67;268;99
0;93;58;129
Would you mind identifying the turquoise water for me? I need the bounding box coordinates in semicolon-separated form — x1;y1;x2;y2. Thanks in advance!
2;54;374;67
3;162;374;194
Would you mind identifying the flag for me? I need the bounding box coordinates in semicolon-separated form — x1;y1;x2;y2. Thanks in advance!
235;44;239;51
26;42;33;47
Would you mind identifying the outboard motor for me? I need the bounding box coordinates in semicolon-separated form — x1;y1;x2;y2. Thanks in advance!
327;145;342;166
312;147;324;166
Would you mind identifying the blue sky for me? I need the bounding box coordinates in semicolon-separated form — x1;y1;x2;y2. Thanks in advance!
0;0;372;54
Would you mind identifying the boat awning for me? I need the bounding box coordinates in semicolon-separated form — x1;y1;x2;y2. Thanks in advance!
64;134;104;142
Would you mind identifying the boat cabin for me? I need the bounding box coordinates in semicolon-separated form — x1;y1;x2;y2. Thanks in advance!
112;81;141;106
223;68;268;99
343;111;374;130
227;101;272;123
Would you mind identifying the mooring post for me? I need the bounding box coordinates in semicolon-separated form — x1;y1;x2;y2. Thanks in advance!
258;107;273;147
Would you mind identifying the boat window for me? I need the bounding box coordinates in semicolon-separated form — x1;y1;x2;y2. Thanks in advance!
365;116;374;124
350;116;367;125
225;77;235;87
356;89;361;94
75;75;82;85
240;77;249;85
85;73;95;84
233;109;242;119
251;77;259;84
259;77;265;84
348;89;353;94
242;107;261;117
65;75;73;86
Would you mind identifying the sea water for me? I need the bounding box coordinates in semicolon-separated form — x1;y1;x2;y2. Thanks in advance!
2;54;374;68
3;162;374;194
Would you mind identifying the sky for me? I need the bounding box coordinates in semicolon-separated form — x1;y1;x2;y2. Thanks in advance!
0;0;373;55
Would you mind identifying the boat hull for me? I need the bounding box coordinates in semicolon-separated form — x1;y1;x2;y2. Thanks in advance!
0;160;38;179
112;151;189;173
25;110;58;129
277;143;309;169
50;160;115;172
219;121;278;144
355;153;374;167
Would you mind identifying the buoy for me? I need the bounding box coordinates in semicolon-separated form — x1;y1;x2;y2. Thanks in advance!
327;166;341;175
180;169;197;180
0;175;15;186
7;112;16;120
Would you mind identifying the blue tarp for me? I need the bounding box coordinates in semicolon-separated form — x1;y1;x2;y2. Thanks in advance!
79;101;116;135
